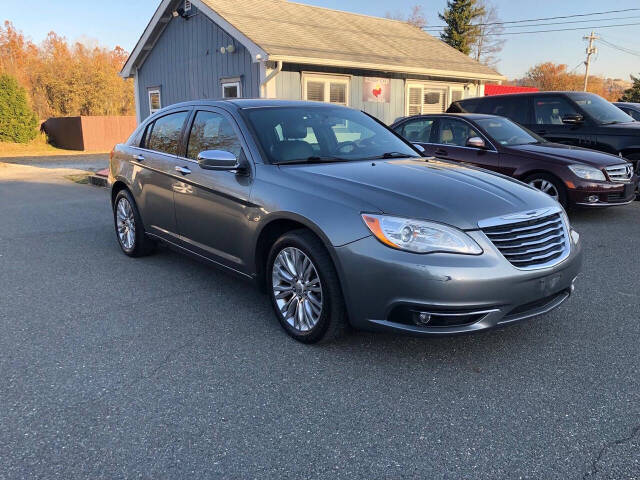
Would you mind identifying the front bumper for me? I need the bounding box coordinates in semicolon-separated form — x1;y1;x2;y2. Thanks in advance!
334;230;583;336
568;175;638;207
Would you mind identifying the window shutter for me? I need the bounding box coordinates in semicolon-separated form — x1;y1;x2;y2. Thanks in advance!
422;89;446;114
306;81;325;102
329;83;347;105
408;87;422;116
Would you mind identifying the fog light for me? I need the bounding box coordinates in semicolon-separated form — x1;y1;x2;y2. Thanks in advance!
587;195;599;203
414;312;432;326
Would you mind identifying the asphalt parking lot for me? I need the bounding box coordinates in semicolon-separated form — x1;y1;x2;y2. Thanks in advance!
0;157;638;479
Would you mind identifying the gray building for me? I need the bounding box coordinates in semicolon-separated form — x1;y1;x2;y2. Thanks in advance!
121;0;504;124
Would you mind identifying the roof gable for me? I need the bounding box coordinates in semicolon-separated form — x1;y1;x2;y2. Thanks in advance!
122;0;504;81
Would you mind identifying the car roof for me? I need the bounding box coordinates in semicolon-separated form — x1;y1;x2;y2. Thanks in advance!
456;91;596;101
398;113;498;122
158;98;352;111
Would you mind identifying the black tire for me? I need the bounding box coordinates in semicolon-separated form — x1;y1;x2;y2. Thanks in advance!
113;189;156;257
267;229;348;344
524;173;568;208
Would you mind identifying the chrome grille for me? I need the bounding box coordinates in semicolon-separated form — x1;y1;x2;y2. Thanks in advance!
605;163;634;183
480;209;570;270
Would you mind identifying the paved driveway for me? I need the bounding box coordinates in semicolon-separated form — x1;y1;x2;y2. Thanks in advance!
0;158;638;479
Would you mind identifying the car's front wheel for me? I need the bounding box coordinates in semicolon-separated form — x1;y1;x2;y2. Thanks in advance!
113;189;156;257
525;173;567;208
267;230;348;343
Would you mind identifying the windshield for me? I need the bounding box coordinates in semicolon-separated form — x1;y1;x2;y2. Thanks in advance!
475;116;544;146
568;93;634;125
242;106;419;164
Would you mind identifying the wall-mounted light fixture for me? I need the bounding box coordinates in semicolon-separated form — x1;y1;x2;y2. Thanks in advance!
172;7;194;19
220;44;236;54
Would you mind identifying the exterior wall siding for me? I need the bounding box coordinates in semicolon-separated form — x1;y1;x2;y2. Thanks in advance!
136;5;260;120
274;64;477;125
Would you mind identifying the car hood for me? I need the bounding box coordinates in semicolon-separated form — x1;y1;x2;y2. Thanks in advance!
509;142;625;167
282;158;557;230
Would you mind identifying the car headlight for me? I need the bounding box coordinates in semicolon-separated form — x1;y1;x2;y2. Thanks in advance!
362;214;483;254
568;164;606;181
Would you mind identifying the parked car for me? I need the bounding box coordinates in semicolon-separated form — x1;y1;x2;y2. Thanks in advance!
110;100;582;343
447;92;640;172
613;102;640;121
391;113;638;208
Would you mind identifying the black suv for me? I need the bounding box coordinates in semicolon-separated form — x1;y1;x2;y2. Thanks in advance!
448;92;640;171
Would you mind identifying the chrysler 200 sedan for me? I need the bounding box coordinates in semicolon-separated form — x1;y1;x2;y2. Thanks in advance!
109;100;583;343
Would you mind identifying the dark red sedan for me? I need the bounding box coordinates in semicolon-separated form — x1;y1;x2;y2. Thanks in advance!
392;113;638;208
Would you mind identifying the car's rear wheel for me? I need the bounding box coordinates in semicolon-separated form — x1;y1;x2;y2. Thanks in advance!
525;173;567;207
267;230;347;343
113;189;156;257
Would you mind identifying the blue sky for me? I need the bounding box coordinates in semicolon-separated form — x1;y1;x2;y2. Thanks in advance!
2;0;639;80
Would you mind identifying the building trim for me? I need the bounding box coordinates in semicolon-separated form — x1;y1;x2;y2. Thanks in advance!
268;55;505;82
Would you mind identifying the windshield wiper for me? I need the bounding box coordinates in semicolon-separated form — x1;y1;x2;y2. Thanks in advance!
277;156;351;165
366;152;419;160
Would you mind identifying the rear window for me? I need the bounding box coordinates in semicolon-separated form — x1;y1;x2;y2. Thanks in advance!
452;98;482;113
482;96;530;125
144;111;189;155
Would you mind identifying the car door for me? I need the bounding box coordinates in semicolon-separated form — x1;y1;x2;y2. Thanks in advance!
173;108;254;271
129;110;190;239
393;117;437;155
531;95;597;148
429;117;502;172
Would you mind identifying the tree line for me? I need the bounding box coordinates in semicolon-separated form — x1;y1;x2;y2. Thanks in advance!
0;21;134;121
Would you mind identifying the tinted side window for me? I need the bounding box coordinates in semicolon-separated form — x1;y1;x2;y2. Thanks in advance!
482;96;530;124
186;111;243;160
145;112;189;155
396;119;435;143
533;96;579;125
624;108;640;121
436;118;480;147
456;98;482;113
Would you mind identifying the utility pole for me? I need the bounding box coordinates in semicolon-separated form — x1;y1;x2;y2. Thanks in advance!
583;31;598;92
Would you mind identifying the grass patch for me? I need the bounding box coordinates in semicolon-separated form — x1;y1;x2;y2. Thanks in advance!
0;133;109;157
64;173;91;185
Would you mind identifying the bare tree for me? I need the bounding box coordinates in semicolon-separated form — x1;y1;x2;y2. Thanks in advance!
470;0;505;68
385;5;427;29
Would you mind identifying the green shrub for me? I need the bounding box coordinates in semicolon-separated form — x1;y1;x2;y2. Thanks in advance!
0;73;39;143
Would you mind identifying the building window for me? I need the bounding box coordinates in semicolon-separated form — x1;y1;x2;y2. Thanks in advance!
406;83;448;116
222;81;242;99
303;74;349;106
148;88;161;115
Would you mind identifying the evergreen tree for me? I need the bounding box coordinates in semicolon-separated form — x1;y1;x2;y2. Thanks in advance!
439;0;485;55
620;75;640;102
0;73;38;143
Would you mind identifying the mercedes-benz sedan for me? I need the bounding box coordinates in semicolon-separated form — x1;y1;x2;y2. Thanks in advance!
109;100;583;343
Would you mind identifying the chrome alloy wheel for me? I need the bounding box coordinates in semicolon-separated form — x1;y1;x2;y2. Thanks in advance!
272;247;323;332
116;197;136;250
528;178;560;201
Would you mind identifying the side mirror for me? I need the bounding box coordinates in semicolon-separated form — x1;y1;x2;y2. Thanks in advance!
561;114;584;125
413;143;426;155
466;137;486;149
197;150;239;171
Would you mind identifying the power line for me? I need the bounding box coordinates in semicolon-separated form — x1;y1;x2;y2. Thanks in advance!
422;8;640;29
426;22;640;37
422;14;640;31
599;38;640;58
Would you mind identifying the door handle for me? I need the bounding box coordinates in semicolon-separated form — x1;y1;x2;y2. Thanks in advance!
434;148;448;156
175;166;192;175
536;130;547;135
132;154;145;162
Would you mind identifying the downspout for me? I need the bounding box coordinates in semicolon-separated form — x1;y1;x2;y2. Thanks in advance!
260;61;283;98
